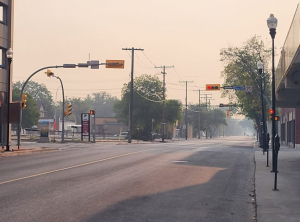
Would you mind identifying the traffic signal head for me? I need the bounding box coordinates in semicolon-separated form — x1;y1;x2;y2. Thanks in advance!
226;110;230;118
64;104;72;116
269;115;280;121
90;110;95;115
269;109;274;115
21;93;27;109
206;84;220;91
45;69;53;77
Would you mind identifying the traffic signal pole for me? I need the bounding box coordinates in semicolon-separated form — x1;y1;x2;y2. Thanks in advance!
17;65;64;148
52;75;66;143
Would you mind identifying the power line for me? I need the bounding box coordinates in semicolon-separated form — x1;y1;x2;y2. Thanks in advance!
141;51;156;67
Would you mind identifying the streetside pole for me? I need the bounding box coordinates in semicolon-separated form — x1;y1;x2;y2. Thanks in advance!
122;47;144;143
185;81;188;140
154;65;174;142
55;77;65;143
271;30;276;173
6;57;12;151
17;66;64;148
198;89;201;139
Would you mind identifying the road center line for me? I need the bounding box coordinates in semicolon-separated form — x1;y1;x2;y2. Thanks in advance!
0;149;154;186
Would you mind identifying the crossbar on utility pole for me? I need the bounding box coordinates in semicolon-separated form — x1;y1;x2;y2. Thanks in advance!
200;94;212;109
122;47;144;143
155;65;174;142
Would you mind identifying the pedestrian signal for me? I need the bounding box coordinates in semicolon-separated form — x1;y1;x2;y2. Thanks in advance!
90;110;95;115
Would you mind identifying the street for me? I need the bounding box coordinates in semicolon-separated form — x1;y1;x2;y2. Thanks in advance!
0;136;255;222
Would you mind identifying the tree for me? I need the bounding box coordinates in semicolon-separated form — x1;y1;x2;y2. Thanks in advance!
12;88;40;129
13;81;54;118
165;100;182;124
114;74;181;140
65;98;91;124
88;92;119;117
220;35;272;127
187;104;226;138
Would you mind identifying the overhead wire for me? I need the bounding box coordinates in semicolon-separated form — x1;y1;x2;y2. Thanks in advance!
141;51;156;67
134;88;163;103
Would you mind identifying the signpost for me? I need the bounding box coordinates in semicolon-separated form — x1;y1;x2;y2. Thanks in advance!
81;113;90;141
223;86;234;90
234;86;244;90
105;60;125;69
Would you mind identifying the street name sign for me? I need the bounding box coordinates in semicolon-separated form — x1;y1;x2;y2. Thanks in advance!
106;60;125;69
234;86;244;90
223;86;234;90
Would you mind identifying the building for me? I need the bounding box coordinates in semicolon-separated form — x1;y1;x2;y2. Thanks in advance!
0;0;13;145
275;2;300;148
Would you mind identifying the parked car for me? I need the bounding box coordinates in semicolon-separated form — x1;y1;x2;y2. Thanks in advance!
114;132;128;139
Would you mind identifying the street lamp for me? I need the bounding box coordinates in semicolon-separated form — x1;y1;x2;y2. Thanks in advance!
267;14;277;173
257;60;268;167
5;48;13;151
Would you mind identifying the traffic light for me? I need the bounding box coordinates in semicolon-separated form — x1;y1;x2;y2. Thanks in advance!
90;110;95;115
45;69;53;77
269;115;280;121
206;84;220;91
226;110;230;118
64;104;72;116
21;93;27;109
269;109;274;115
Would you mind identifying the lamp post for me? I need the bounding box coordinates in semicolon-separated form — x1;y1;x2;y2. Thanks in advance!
257;60;268;167
267;14;277;173
5;48;13;151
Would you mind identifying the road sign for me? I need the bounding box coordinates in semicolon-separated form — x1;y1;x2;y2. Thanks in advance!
234;86;244;90
81;113;90;141
106;60;125;69
245;85;252;92
260;122;263;125
223;86;234;90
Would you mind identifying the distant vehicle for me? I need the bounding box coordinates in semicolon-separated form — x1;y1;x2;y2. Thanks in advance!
114;132;128;139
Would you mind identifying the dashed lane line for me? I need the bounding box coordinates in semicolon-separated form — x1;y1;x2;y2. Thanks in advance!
0;149;155;186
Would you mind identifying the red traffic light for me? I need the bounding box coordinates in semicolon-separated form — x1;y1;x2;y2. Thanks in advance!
206;84;220;91
269;109;274;115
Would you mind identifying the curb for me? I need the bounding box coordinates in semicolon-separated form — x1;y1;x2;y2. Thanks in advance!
0;148;59;157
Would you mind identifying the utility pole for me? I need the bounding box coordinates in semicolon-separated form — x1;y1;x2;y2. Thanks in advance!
194;89;202;139
208;99;215;108
122;47;144;143
201;93;212;138
201;94;212;109
155;65;174;142
179;81;193;140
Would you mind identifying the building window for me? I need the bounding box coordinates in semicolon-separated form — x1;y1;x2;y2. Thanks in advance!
0;48;4;69
0;5;4;23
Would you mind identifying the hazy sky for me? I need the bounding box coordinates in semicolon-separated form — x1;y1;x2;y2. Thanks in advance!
12;0;300;107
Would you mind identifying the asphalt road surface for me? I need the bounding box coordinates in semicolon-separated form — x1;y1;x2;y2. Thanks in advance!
0;136;256;222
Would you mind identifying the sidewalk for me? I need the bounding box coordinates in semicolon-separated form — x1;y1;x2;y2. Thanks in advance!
255;146;300;222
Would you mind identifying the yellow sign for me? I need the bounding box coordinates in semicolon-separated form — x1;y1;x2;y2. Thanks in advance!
106;60;125;69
